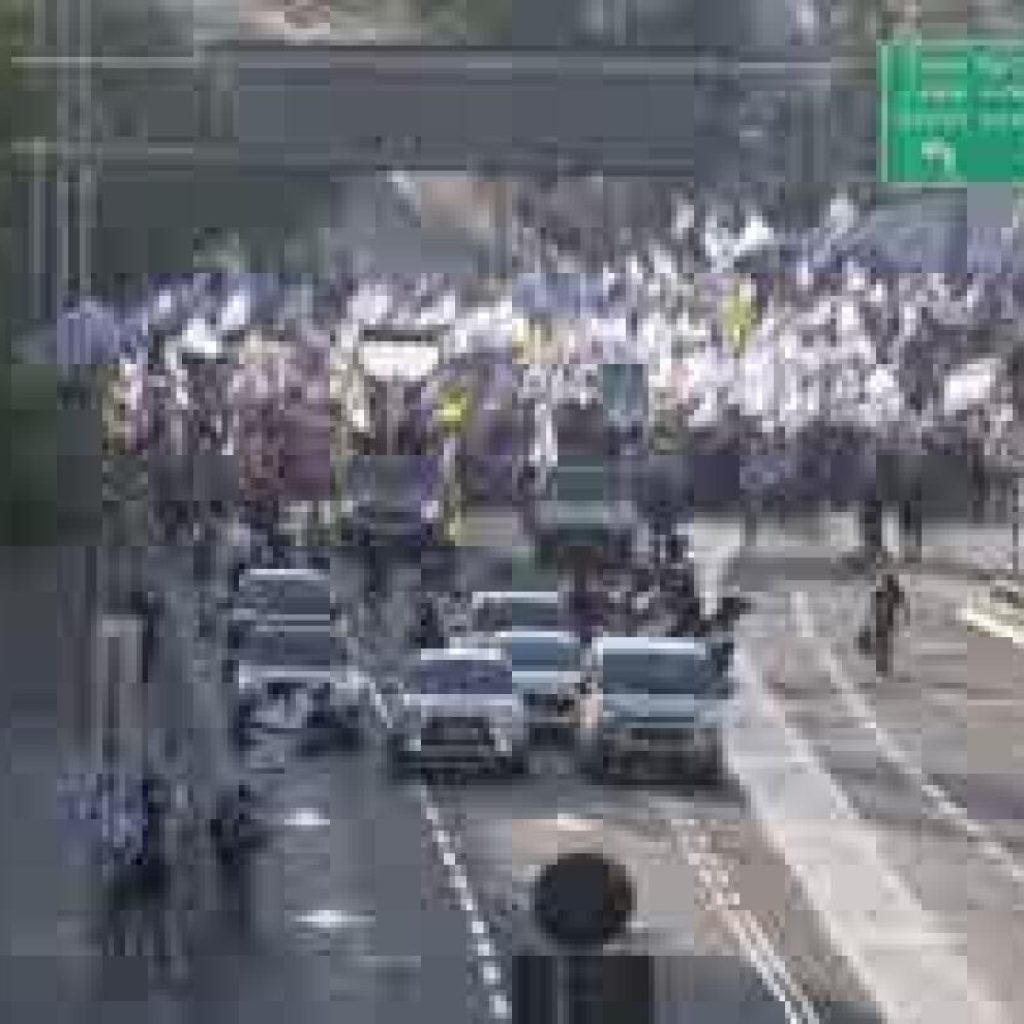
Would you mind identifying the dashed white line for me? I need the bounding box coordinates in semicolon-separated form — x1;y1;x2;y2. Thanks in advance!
362;659;512;1018
792;589;1024;893
489;992;511;1020
646;797;821;1024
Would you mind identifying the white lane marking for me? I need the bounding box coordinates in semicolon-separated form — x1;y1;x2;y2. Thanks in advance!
792;590;1024;892
957;605;1024;649
647;798;821;1024
411;783;511;1011
731;646;1010;1024
554;812;595;832
914;640;969;657
925;691;1023;711
353;592;511;1015
280;807;330;829
293;908;374;931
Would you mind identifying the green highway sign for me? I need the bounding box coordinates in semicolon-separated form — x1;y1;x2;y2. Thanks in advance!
879;39;1024;185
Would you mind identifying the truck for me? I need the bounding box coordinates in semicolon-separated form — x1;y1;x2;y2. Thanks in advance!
531;461;640;566
337;452;449;553
600;361;649;453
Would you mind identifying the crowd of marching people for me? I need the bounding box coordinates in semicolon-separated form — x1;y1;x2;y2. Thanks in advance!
75;192;1023;550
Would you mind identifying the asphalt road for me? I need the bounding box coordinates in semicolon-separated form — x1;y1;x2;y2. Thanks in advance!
728;524;1024;1020
8;509;890;1024
328;526;884;1024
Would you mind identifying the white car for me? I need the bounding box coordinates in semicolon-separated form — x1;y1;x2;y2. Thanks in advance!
387;648;529;777
576;636;734;784
236;623;366;744
492;630;583;742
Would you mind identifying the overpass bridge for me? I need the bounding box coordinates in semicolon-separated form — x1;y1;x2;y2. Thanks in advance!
15;42;878;317
18;43;874;173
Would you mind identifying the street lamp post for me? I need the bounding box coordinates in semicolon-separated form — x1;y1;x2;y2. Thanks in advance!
1012;473;1020;576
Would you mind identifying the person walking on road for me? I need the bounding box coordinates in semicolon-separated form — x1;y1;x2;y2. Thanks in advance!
568;559;600;647
135;769;176;974
740;435;770;547
209;783;267;932
131;585;161;690
867;567;907;678
899;481;924;563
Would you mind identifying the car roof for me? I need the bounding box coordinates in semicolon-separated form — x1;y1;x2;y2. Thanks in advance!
417;647;505;663
492;630;578;644
592;635;708;658
471;590;561;606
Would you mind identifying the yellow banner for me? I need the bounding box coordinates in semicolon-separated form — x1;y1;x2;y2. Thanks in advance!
438;388;471;430
721;289;755;354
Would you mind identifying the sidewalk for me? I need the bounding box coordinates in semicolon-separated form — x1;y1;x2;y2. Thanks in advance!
0;546;97;1020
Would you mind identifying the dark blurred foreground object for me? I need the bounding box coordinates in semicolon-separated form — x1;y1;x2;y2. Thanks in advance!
533;851;634;950
513;951;652;1024
516;852;653;1024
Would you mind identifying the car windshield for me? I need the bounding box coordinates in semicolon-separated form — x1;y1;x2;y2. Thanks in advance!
498;637;579;671
408;659;513;694
600;650;718;695
550;469;610;502
239;576;332;616
351;456;431;497
244;629;344;668
474;599;564;632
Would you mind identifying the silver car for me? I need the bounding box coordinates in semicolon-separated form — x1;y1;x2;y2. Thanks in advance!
458;590;568;646
492;630;582;743
576;636;734;784
226;567;339;651
387;648;529;778
236;623;366;744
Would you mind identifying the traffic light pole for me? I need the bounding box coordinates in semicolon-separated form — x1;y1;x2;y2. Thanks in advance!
1012;473;1020;576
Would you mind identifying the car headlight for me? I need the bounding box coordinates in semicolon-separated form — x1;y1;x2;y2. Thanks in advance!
331;672;363;706
395;704;423;733
691;726;719;750
420;499;441;522
236;666;255;693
